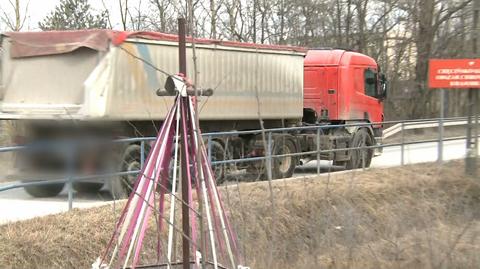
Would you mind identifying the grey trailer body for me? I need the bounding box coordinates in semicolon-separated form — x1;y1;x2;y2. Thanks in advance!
0;35;304;121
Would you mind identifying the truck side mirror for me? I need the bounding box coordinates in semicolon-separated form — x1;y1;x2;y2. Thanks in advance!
378;73;387;100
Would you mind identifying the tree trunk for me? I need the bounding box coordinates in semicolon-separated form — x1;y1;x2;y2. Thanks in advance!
356;0;368;52
278;0;286;44
210;0;217;39
412;0;435;118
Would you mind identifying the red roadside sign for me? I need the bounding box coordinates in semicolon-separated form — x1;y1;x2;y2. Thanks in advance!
429;59;480;89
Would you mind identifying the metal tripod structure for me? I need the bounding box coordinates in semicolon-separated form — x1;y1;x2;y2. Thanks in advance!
93;18;245;269
93;87;243;269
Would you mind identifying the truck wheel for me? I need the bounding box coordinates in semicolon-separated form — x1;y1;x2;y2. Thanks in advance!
164;141;227;191
209;140;226;184
346;129;373;169
271;138;297;179
120;144;149;195
110;176;128;199
73;182;103;193
247;137;297;180
24;183;65;198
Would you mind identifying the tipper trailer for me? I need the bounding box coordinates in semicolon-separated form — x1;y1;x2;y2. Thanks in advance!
0;30;387;197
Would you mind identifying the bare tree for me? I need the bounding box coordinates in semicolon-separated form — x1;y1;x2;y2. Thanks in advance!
210;0;217;38
411;0;473;118
151;0;167;32
101;0;113;29
0;0;29;31
125;0;475;118
119;0;129;30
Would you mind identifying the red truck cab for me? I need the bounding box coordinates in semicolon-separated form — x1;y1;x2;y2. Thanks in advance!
303;49;386;124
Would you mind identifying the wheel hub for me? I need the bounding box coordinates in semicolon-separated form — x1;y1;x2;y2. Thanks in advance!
126;161;141;184
277;145;292;174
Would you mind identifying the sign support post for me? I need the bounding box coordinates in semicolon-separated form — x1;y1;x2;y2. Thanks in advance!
466;91;477;176
466;1;479;176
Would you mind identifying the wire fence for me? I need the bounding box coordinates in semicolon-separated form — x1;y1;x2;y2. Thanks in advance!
0;116;477;211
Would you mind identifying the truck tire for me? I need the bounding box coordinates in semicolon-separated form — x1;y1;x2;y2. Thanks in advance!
110;176;128;199
209;140;226;184
24;183;64;198
119;141;226;192
346;128;373;169
73;182;103;193
271;137;297;179
120;144;148;195
165;140;226;189
247;136;297;180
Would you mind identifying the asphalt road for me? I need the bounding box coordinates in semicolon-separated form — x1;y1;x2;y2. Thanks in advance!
0;138;477;224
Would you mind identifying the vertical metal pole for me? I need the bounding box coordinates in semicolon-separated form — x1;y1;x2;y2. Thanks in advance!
401;122;405;166
475;92;479;158
474;0;479;164
473;91;480;158
361;138;366;170
67;144;75;211
180;103;191;269
466;1;479;176
178;18;190;269
207;135;212;163
179;19;187;76
140;140;145;168
316;127;320;175
267;132;273;180
466;92;477;175
438;89;445;163
180;119;191;269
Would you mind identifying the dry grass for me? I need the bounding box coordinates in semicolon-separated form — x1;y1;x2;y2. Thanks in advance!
0;160;479;269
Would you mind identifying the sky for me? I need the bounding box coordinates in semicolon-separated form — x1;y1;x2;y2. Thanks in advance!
0;0;147;31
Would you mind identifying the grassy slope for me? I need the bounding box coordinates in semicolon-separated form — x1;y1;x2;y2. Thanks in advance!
1;161;479;269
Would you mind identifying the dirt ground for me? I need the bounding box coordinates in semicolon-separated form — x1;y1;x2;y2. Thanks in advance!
0;160;479;268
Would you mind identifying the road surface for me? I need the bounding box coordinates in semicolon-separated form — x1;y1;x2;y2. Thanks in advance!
0;138;477;224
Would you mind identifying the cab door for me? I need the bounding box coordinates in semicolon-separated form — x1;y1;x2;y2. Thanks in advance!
353;67;383;123
325;67;339;119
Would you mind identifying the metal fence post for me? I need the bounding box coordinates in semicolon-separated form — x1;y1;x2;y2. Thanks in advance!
207;135;212;163
316;127;321;175
267;132;273;180
66;144;75;211
438;89;445;163
361;137;366;170
140;140;145;168
401;122;405;166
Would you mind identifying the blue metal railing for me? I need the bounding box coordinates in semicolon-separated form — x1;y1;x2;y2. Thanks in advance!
0;116;476;210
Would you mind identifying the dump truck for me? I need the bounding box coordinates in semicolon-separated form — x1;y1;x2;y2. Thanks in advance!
0;30;386;197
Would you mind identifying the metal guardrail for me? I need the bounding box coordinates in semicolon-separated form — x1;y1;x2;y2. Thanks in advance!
382;116;480;139
0;116;477;210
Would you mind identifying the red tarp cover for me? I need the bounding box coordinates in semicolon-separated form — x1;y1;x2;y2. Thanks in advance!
2;30;306;58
